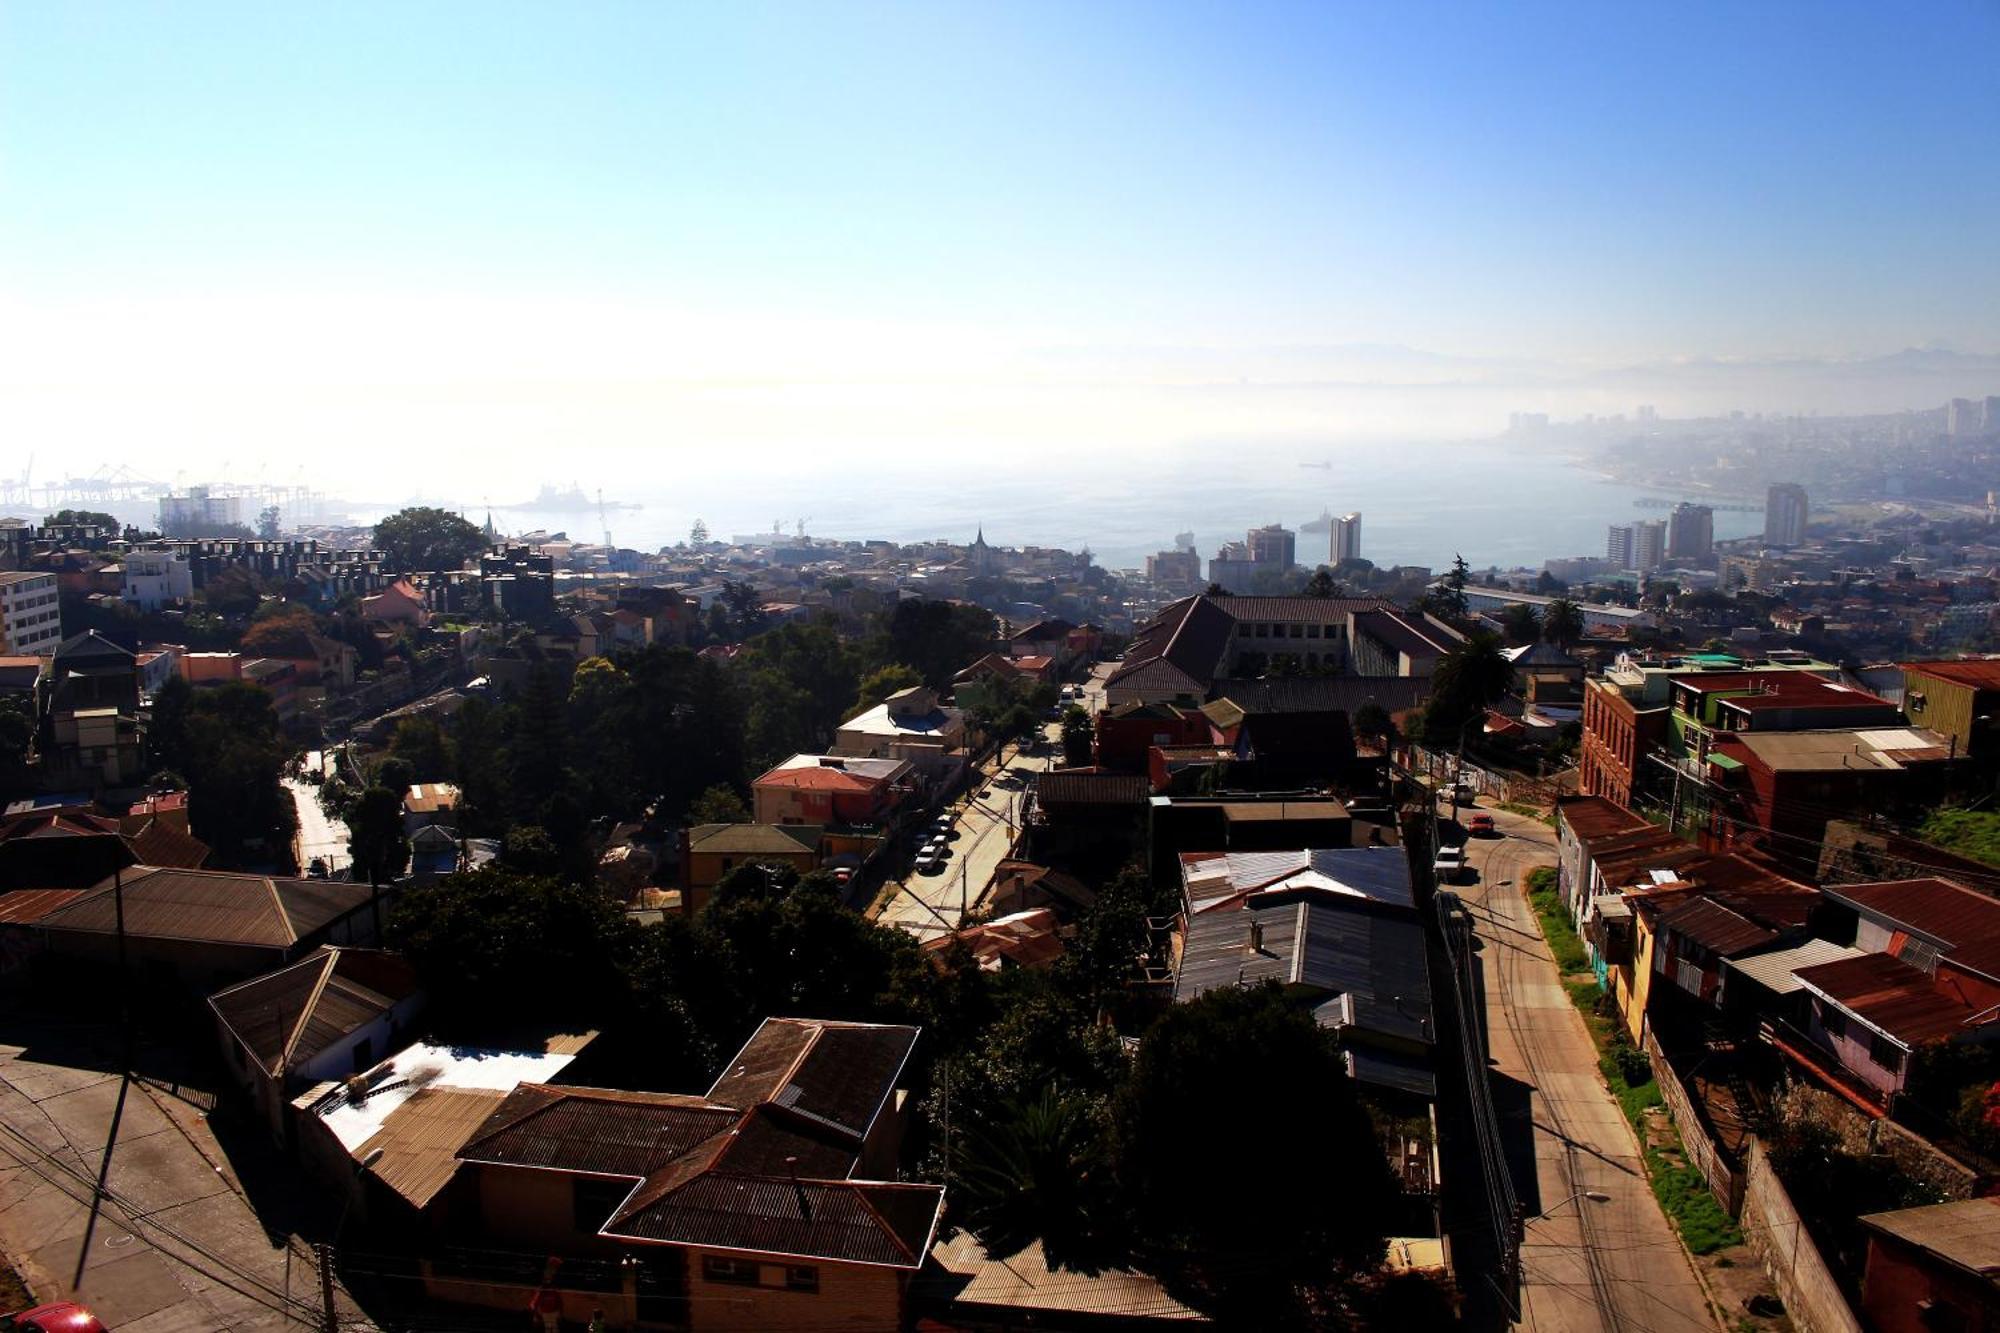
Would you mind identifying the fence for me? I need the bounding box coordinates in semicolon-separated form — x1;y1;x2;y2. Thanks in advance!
1739;1138;1864;1333
1643;1031;1746;1216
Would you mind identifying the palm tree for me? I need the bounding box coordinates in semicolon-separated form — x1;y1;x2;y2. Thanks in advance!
1543;596;1585;649
956;1086;1124;1273
1425;633;1516;745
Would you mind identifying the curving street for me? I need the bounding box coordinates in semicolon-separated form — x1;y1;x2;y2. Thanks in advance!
1450;798;1717;1333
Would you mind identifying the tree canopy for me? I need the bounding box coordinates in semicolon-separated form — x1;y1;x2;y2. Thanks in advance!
373;506;487;573
1116;984;1397;1328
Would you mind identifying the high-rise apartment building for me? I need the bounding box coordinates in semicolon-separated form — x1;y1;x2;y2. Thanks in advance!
1633;519;1667;572
1765;483;1809;547
1246;523;1296;571
0;571;63;656
1331;513;1362;565
1607;524;1636;570
1946;398;1980;437
1666;503;1714;561
158;486;245;535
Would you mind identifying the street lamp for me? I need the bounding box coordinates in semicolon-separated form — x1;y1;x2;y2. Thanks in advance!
1527;1189;1610;1222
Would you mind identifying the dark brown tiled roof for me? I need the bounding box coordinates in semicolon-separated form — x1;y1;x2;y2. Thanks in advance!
37;867;371;948
1825;878;2000;982
1107;596;1236;691
209;947;420;1077
1214;596;1389;620
1031;772;1152;807
1793;952;1984;1045
457;1018;936;1268
608;1175;940;1267
1209;675;1429;717
460;1086;737;1177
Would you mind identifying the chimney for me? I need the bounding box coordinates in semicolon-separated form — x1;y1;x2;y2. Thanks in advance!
1248;918;1264;953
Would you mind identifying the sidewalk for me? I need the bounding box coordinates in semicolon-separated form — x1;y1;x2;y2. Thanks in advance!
0;1014;371;1331
873;731;1054;941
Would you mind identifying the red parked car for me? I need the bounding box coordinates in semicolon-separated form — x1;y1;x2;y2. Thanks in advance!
1468;813;1497;837
2;1305;108;1333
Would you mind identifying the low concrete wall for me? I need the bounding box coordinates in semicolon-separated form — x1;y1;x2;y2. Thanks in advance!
1739;1138;1863;1333
1645;1032;1745;1216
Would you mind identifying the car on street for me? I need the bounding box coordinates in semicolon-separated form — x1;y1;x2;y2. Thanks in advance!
1432;845;1469;882
2;1306;109;1333
914;848;943;875
1468;813;1496;837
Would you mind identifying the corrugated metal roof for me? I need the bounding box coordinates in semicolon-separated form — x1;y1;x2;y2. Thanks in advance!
357;1086;508;1210
1345;1046;1438;1098
1721;939;1863;994
1556;796;1653;845
1657;897;1780;957
208;947;419;1076
0;887;88;924
1857;1197;2000;1274
36;867;371;947
1180;846;1412;914
1175;895;1432;1047
686;823;822;856
1793;952;1984;1045
1824;878;2000;983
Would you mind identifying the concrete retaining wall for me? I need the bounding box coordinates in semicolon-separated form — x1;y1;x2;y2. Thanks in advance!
1645;1032;1745;1216
1739;1138;1863;1333
1773;1082;1982;1200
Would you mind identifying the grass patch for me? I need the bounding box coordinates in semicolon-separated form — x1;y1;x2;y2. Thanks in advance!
1918;807;2000;869
1648;1147;1743;1254
1524;867;1590;973
1517;866;1740;1257
1499;801;1555;826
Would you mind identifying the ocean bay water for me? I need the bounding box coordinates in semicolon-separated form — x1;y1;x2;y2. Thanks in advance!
495;439;1763;574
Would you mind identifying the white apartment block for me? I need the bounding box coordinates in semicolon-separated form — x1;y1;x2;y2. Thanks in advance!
122;546;195;612
0;571;62;655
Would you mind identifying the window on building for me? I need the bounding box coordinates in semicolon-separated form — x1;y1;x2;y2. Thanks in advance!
785;1265;819;1293
1289;624;1303;638
1307;624;1321;638
1869;1032;1905;1075
701;1257;759;1287
1821;1005;1846;1039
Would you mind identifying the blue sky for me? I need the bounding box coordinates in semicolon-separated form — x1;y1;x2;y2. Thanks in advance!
2;2;1998;487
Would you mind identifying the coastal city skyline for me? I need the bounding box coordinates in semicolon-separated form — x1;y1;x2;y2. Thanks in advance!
6;6;2000;1333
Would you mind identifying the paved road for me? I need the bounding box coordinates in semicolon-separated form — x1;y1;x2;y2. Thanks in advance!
0;1017;370;1331
873;733;1054;941
1450;799;1717;1333
287;756;349;878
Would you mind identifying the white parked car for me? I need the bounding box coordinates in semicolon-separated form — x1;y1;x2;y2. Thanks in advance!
1432;846;1469;883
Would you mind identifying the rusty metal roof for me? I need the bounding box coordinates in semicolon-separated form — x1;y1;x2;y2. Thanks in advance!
1792;952;1983;1046
1556;796;1654;846
1656;897;1779;957
1824;878;2000;983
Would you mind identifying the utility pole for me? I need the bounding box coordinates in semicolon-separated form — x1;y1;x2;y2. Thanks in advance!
113;866;131;1071
316;1242;338;1333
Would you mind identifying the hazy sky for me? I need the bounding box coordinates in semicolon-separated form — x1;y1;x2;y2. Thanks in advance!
4;1;1998;490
